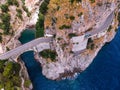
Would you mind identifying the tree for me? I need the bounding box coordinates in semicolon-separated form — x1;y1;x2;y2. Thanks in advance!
24;80;31;88
3;62;14;77
16;9;23;20
69;0;74;4
40;50;57;61
68;33;77;38
7;0;19;7
89;0;95;3
118;12;120;25
0;4;9;12
0;35;2;43
0;60;5;73
59;24;71;29
76;0;82;2
69;15;75;20
1;13;11;34
35;13;44;38
39;0;50;14
5;81;14;90
78;12;83;17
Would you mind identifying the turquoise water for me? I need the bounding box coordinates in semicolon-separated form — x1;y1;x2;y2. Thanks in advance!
19;28;120;90
19;29;35;44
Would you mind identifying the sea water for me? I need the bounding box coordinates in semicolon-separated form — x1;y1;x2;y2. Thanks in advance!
19;28;120;90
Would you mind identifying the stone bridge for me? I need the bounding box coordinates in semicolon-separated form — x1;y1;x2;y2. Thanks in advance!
0;37;52;60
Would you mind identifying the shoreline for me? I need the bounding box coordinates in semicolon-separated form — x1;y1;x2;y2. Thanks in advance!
56;68;82;81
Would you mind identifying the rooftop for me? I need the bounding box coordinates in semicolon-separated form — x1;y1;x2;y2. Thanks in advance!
71;35;88;52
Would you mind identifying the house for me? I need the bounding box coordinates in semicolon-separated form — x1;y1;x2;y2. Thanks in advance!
71;35;88;52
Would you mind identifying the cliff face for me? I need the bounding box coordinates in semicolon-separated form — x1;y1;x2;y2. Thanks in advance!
41;0;119;80
0;0;119;80
0;0;40;53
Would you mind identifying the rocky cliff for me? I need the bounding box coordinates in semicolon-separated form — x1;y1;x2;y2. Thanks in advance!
0;0;41;54
39;0;119;80
0;0;119;81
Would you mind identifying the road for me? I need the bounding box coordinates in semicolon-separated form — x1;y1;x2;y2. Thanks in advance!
0;11;115;60
85;11;114;38
0;37;52;60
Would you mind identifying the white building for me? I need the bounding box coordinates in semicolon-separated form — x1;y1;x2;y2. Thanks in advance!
71;35;88;52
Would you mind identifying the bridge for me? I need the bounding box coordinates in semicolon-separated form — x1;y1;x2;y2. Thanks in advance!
0;37;52;60
0;9;116;61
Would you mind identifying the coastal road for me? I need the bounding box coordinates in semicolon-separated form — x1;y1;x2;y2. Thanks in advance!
85;11;114;38
0;11;115;60
0;37;52;60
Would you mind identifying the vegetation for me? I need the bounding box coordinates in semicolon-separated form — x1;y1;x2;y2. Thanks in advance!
69;15;75;20
0;35;2;43
0;0;22;36
39;0;50;14
0;13;11;34
64;14;69;19
21;0;25;4
68;33;77;38
16;9;23;20
78;12;83;17
35;0;50;38
22;5;31;17
61;43;69;50
89;0;95;3
87;38;95;50
0;60;21;89
24;80;31;88
76;0;82;2
69;0;82;4
69;0;74;4
118;12;120;25
0;4;9;13
107;25;112;32
7;0;19;7
36;13;44;38
59;24;71;29
40;50;57;61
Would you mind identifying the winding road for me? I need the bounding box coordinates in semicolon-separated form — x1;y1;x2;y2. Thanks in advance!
0;10;115;60
85;11;114;38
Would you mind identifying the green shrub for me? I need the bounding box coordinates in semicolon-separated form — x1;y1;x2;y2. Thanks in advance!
0;60;21;89
7;0;19;7
69;15;75;20
39;0;50;14
40;50;57;61
59;24;71;29
89;0;95;3
0;13;11;34
68;33;77;38
22;5;31;17
76;0;82;2
87;38;95;50
78;12;83;17
35;0;50;38
107;25;112;32
69;0;74;4
16;9;23;20
35;13;44;38
118;12;120;25
0;35;2;43
24;80;31;88
0;4;9;13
